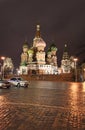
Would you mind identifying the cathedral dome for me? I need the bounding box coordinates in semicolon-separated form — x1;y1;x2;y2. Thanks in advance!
36;38;46;48
23;40;28;48
50;43;57;51
33;24;46;48
28;49;34;54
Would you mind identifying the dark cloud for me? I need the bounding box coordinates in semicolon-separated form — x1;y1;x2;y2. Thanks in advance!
0;0;85;67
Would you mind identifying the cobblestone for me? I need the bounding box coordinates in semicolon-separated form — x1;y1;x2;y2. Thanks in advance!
0;81;85;130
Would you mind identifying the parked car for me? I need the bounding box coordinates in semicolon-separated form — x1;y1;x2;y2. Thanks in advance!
8;77;30;87
0;79;11;89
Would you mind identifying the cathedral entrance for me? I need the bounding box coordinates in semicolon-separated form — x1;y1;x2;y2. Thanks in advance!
32;70;36;75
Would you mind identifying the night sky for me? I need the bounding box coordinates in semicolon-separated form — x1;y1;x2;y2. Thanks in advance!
0;0;85;67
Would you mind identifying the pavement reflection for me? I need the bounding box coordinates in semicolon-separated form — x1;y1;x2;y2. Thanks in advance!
0;81;85;130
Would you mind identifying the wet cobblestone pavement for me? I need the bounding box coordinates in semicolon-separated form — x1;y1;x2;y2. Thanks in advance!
0;81;85;130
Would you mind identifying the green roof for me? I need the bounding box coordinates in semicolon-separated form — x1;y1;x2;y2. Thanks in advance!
23;40;28;48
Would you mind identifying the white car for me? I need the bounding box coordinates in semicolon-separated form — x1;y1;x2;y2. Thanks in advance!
8;77;30;87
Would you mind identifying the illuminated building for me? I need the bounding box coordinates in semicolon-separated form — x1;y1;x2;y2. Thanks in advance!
20;25;72;75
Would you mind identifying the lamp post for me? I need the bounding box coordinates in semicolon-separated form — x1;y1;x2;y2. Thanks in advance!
73;58;78;82
0;63;2;78
83;68;85;81
1;56;5;79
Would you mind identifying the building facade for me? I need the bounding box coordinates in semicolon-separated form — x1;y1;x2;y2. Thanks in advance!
20;25;73;75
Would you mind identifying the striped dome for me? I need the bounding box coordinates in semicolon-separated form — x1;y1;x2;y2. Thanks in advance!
35;38;46;48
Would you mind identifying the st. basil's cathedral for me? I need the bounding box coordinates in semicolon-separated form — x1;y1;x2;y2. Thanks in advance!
20;25;74;75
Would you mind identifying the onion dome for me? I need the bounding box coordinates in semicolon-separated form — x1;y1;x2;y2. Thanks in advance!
47;49;51;55
33;24;46;48
23;40;28;49
51;46;57;51
50;43;57;51
28;49;34;54
47;51;51;55
36;38;46;48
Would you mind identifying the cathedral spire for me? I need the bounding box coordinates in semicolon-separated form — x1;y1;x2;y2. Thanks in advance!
35;24;41;38
62;44;69;60
64;44;67;52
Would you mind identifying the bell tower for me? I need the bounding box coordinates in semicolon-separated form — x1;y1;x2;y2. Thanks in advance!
61;44;71;73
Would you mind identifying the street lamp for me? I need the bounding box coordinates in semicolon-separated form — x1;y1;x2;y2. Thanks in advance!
0;63;2;77
73;58;78;82
1;56;5;79
83;68;85;81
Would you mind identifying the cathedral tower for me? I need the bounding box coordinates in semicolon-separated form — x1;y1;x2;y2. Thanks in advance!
21;40;28;66
61;44;71;73
33;24;46;64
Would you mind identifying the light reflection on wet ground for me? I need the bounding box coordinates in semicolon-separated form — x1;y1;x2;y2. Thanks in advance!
0;81;85;130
